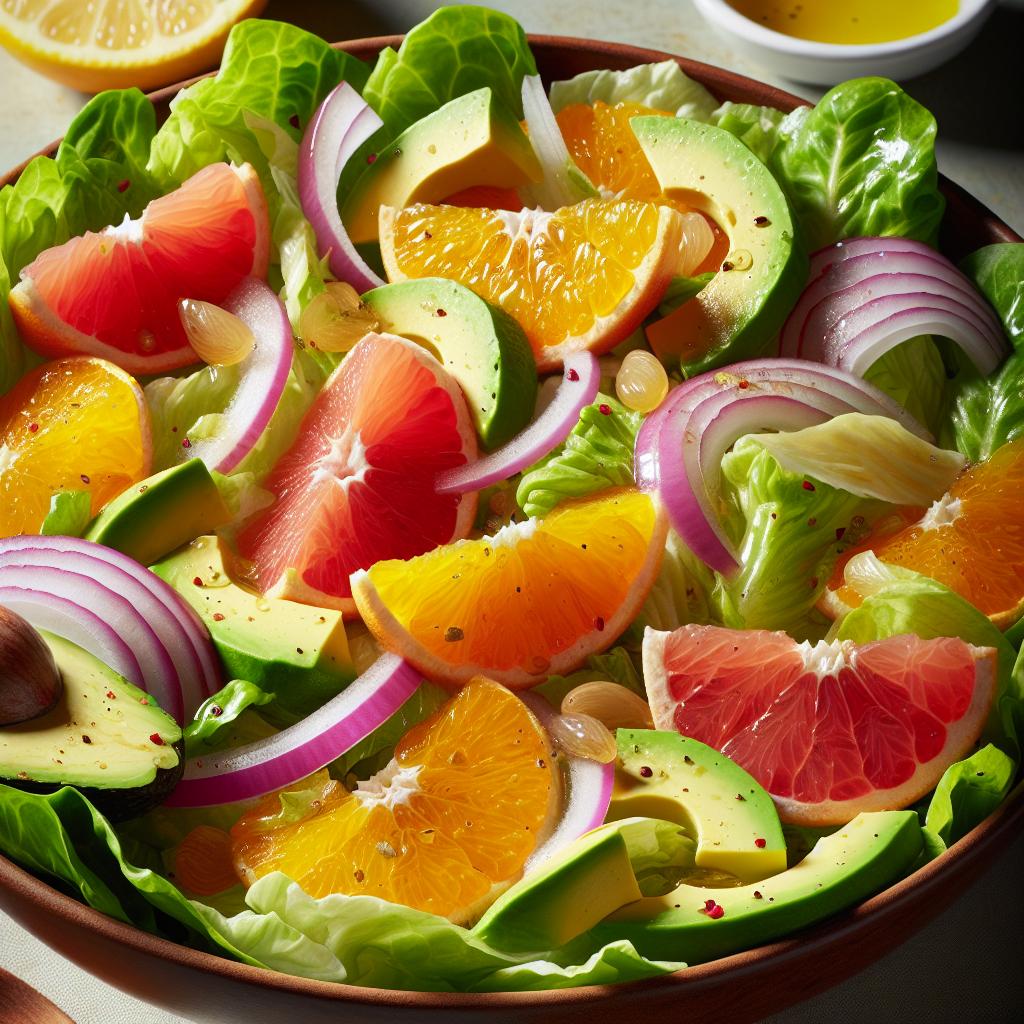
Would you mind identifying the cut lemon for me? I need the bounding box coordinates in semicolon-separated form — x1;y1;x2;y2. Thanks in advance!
0;0;267;93
231;678;559;923
379;199;683;371
351;488;668;689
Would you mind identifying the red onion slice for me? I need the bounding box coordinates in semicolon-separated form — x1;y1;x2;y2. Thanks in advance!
187;278;294;475
779;237;1007;376
635;359;930;575
521;692;614;872
0;567;183;723
165;654;421;807
298;81;385;291
0;534;221;699
435;351;600;494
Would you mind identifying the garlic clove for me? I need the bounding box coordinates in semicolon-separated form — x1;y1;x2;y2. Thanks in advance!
0;605;63;726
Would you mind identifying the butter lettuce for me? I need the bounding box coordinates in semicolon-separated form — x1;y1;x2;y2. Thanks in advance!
516;394;642;518
40;490;91;537
184;680;276;756
863;336;948;433
710;102;809;165
961;244;1024;350
549;60;718;121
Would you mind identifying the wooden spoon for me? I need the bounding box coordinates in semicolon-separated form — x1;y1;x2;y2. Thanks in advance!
0;966;74;1024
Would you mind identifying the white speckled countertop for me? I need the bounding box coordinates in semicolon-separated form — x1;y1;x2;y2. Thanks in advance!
1;2;1022;1022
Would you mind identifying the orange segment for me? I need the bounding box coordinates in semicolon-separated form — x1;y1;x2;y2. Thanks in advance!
351;488;668;688
823;440;1024;627
0;356;151;536
230;679;558;923
379;199;683;371
172;826;239;897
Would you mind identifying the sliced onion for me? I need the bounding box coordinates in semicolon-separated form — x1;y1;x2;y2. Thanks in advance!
435;351;600;494
519;75;590;210
165;654;421;807
298;82;385;291
634;359;931;576
0;535;222;722
521;692;614;872
779;237;1007;376
186;278;293;474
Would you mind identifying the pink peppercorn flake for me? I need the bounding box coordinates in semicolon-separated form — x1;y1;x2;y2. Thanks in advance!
192;576;203;586
210;706;224;718
755;837;767;848
807;517;817;527
150;733;165;746
289;114;300;128
639;765;653;778
105;690;116;700
212;612;225;622
835;526;847;541
753;890;763;900
802;480;815;491
566;368;580;382
598;403;612;415
80;474;91;484
28;422;38;433
182;437;192;449
436;308;447;317
117;179;130;193
701;899;725;919
366;152;377;164
594;615;605;631
738;379;749;390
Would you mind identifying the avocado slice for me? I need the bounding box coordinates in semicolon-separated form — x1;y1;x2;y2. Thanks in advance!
84;459;231;567
633;116;807;374
151;537;355;722
610;729;787;884
0;631;182;821
343;88;542;244
363;278;537;449
590;810;922;964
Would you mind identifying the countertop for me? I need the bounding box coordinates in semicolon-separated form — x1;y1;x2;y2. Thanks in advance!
1;2;1022;1022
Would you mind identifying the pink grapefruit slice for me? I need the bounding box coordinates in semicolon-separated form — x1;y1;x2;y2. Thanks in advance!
236;332;478;616
9;162;269;374
644;625;997;826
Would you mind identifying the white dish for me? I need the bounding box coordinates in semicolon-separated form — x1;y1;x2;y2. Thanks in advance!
693;0;996;85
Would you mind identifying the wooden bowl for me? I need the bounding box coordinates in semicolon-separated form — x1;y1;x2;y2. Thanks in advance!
0;34;1021;1024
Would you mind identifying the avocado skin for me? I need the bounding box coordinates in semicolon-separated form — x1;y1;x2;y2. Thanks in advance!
3;739;184;823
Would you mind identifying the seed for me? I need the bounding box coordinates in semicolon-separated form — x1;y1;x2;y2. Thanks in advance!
178;299;256;366
676;211;715;276
299;282;380;352
615;349;669;413
560;680;654;731
724;248;753;272
548;712;617;764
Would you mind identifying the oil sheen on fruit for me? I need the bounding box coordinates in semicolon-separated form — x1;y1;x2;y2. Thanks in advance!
726;1;958;44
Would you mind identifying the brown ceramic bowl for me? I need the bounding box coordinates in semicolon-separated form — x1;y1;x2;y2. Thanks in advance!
1;33;1022;1024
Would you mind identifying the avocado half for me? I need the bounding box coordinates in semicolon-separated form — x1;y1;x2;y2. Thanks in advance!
0;631;183;821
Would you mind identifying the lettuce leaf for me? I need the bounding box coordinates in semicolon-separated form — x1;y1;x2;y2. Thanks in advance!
629;532;716;639
538;646;644;707
863;336;948;433
184;680;275;756
924;744;1017;850
549;60;717;121
960;244;1024;351
658;272;715;317
363;5;535;143
710;102;809;165
516;394;642;518
40;490;91;537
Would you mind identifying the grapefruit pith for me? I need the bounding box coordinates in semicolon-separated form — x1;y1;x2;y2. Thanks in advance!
9;162;270;374
236;332;478;616
644;625;997;826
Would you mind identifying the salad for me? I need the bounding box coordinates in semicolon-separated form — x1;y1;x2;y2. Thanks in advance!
0;3;1022;995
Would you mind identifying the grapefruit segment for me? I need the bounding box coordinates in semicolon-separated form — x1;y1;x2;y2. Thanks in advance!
351;488;668;689
230;678;559;923
644;625;997;826
236;332;477;616
9;162;269;374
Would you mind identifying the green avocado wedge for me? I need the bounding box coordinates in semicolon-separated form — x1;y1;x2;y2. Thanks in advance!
590;810;922;964
0;632;182;821
363;278;537;449
633;115;807;375
610;729;787;883
151;537;355;722
84;460;231;567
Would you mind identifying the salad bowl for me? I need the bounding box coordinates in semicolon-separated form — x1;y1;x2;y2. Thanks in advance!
0;30;1021;1024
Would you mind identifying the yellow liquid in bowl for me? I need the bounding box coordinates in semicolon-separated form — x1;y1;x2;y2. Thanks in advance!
726;1;959;45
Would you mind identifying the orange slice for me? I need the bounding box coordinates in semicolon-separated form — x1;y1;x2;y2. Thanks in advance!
378;199;683;371
351;488;668;689
0;0;267;94
230;678;559;923
0;356;151;536
822;439;1024;628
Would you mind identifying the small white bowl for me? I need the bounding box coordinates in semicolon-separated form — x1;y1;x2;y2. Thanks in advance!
693;0;996;85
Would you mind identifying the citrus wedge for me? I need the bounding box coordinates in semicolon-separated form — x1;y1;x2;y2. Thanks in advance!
352;488;668;689
378;198;683;371
236;332;478;616
822;439;1024;628
231;678;559;923
0;356;151;536
0;0;267;93
9;162;269;375
644;625;997;826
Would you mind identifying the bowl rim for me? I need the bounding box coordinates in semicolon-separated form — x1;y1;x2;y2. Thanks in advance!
693;0;995;58
0;29;1022;1013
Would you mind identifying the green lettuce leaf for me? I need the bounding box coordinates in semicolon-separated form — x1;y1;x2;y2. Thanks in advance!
516;394;642;518
863;336;948;433
184;680;275;756
949;351;1024;461
193;871;681;991
710;102;809;165
960;243;1024;351
924;745;1017;850
549;60;717;121
538;646;644;707
40;490;92;537
834;564;1024;760
658;272;715;317
363;5;535;143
